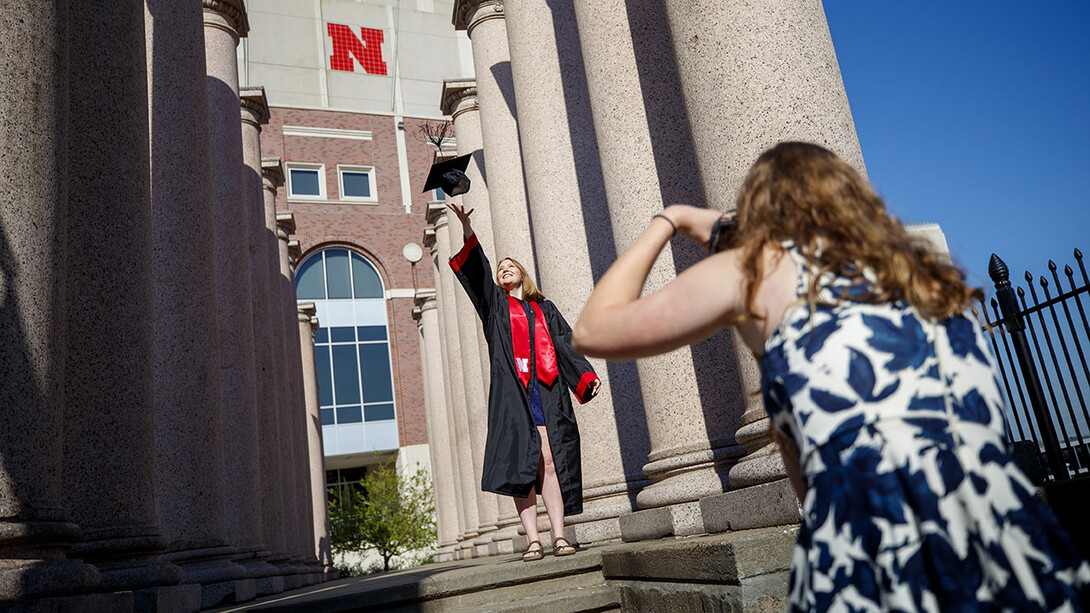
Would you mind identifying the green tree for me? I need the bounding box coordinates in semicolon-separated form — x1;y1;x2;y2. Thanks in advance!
329;463;436;572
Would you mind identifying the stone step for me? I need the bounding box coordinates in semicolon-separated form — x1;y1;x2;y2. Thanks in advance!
471;584;621;613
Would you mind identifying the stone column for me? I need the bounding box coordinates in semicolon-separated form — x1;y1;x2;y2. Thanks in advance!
414;291;460;561
175;0;256;604
0;1;101;602
57;0;183;594
297;303;332;574
452;0;535;276
662;0;866;208
258;159;290;572
277;213;319;580
441;81;495;397
423;227;470;553
659;0;863;529
570;0;755;540
234;86;285;590
502;0;648;544
427;205;481;555
437;88;499;554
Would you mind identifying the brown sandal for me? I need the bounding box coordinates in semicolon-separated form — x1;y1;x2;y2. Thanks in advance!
553;537;576;557
522;540;544;561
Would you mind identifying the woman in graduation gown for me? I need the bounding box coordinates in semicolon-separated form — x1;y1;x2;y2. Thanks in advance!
446;203;601;561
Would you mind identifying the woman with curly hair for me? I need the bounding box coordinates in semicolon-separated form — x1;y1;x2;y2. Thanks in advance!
573;142;1088;610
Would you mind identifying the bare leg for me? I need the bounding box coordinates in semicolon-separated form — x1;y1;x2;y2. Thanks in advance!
536;425;568;545
514;486;542;558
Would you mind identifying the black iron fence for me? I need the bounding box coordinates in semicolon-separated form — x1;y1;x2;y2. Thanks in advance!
982;248;1090;482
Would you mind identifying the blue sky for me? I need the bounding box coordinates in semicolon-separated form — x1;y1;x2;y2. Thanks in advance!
823;2;1089;298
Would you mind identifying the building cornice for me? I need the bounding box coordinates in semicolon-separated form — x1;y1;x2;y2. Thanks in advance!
440;80;479;119
261;157;284;190
453;0;504;36
276;211;297;240
240;86;270;126
203;0;249;38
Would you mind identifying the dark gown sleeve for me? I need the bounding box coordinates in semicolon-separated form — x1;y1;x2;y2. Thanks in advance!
546;301;599;404
449;232;500;323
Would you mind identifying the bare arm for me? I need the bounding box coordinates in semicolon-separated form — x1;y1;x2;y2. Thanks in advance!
572;205;749;360
447;202;474;242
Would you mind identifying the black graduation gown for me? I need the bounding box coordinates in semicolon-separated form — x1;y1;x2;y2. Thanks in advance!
450;234;598;516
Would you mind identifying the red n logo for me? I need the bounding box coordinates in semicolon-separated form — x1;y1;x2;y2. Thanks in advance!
327;23;388;76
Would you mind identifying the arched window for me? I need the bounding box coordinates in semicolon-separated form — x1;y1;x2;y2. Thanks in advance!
296;248;398;456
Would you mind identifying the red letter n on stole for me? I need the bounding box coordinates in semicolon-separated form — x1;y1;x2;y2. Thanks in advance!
327;23;388;75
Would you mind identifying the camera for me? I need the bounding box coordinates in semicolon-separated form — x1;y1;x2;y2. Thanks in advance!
707;216;738;255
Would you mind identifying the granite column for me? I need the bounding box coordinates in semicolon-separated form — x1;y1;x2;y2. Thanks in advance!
235;86;285;590
659;0;864;526
502;0;647;544
59;0;185;594
0;0;100;602
437;89;499;554
452;0;535;275
184;0;257;603
571;0;754;539
428;206;482;555
413;291;460;561
276;212;319;579
257;159;290;572
297;302;332;575
423;227;471;553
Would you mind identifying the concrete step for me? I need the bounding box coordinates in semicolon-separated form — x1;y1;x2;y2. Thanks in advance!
472;584;621;613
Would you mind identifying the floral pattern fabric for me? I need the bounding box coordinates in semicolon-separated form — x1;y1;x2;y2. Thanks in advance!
761;243;1090;612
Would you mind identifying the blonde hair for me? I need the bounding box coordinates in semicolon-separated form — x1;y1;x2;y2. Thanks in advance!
733;142;981;320
496;258;546;302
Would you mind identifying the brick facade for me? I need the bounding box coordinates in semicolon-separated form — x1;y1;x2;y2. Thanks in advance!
264;106;441;448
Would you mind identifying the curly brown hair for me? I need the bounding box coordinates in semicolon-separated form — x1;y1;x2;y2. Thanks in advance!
733;142;981;320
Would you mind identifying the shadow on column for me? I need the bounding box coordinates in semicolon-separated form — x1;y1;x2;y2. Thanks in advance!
545;0;651;508
626;0;745;490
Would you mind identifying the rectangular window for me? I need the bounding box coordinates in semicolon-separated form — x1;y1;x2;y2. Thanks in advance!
337;405;363;424
434;188;445;201
357;326;387;341
316;345;333;407
359;344;393;403
330;326;356;343
287;163;325;199
364;403;395;422
338;166;377;201
332;345;361;405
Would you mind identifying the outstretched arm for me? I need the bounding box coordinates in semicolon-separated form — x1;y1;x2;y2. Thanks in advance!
447;203;499;322
572;205;748;360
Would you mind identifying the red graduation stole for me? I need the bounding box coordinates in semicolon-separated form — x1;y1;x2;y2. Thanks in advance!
507;296;558;388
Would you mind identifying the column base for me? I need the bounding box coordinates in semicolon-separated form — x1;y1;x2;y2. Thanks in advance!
571;516;621;545
69;530;183;592
132;583;201;613
198;578;256;609
0;558;100;604
254;575;284;597
161;545;247;587
0;593;131;613
618;500;704;542
700;478;800;535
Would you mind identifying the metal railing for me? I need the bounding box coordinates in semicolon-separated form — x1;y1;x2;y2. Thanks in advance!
982;248;1090;481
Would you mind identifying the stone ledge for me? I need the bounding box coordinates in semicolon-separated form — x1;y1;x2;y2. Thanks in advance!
700;478;801;534
0;593;133;613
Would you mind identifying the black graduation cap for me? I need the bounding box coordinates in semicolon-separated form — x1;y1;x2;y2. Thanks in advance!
423;153;472;197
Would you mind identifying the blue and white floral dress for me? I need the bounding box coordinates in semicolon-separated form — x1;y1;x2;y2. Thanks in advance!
761;243;1090;612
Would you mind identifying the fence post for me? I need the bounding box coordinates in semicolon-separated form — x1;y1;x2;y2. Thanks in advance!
990;254;1069;480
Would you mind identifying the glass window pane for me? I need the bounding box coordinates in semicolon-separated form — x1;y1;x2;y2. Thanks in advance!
341;171;371;198
332;345;361;405
351;253;383;298
290;168;321;196
364;403;395;422
316;345;333;407
434;188;445;201
359;344;393;403
337;406;363;424
357;326;386;341
295;254;326;300
320;408;335;425
325;249;352;299
315;327;329;344
330;326;355;342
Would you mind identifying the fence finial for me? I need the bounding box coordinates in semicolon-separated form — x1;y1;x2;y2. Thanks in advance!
989;253;1010;285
